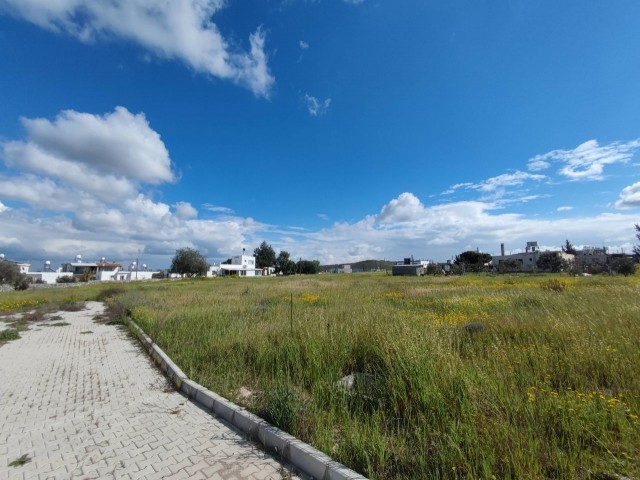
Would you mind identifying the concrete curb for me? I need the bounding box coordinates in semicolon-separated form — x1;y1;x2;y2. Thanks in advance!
127;319;368;480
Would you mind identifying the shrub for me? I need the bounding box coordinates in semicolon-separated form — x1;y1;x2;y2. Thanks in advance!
56;275;77;283
497;259;520;274
610;257;636;276
0;328;20;342
13;275;30;291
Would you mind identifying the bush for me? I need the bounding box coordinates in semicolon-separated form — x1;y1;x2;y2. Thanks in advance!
13;275;30;291
585;263;609;275
497;259;520;274
610;257;636;276
56;275;77;283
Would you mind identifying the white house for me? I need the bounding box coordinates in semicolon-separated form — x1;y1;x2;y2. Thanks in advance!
60;256;158;282
219;254;265;277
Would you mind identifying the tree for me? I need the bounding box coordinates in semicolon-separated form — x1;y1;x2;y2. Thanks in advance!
536;252;566;273
254;241;276;269
454;251;492;273
275;251;296;275
0;259;29;289
634;224;640;258
562;239;577;255
296;259;320;274
170;248;208;277
565;257;584;276
611;257;636;276
0;259;20;285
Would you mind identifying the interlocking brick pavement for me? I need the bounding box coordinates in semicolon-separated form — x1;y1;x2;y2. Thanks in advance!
0;302;301;480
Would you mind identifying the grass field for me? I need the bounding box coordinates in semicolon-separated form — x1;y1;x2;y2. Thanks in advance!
1;274;639;478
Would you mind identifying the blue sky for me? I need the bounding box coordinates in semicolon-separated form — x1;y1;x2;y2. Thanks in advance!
1;0;640;268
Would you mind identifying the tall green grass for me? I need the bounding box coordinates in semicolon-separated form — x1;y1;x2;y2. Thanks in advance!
3;274;639;478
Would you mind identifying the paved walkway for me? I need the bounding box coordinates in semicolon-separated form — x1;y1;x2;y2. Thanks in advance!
0;302;301;480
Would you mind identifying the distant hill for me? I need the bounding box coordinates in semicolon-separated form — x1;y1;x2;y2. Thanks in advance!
320;259;396;273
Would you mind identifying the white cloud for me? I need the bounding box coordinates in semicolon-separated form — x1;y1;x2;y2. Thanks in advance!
304;94;331;116
317;213;329;221
527;138;640;180
1;107;175;204
288;192;639;264
0;0;274;97
299;40;309;49
343;0;365;4
615;181;640;209
203;203;235;214
174;201;198;219
557;206;573;212
476;171;545;192
445;172;544;194
0;200;8;213
377;192;425;223
0;107;266;266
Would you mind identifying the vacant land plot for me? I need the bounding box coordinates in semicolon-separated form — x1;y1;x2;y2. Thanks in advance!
2;274;639;478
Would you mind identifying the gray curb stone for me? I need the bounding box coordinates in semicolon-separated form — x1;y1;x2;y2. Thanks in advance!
127;319;367;480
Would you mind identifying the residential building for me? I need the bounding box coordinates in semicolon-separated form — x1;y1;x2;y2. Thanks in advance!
219;254;265;277
491;242;574;272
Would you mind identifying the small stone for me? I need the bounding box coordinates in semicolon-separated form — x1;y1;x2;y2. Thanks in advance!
464;322;485;333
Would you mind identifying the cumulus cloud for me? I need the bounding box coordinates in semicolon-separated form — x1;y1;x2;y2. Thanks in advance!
527;138;640;180
0;109;176;212
0;0;273;96
377;192;425;223
304;94;331;116
0;200;8;213
1;107;175;204
557;206;573;212
291;192;638;264
615;181;640;209
174;201;198;219
0;107;266;266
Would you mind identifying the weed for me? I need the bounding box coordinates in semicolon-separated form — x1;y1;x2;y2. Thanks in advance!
44;322;71;327
59;301;85;312
80;331;93;334
540;278;567;292
96;286;127;302
8;454;31;467
263;385;301;433
0;328;20;342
